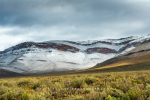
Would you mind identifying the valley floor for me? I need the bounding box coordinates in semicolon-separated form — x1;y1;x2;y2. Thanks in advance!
1;69;150;100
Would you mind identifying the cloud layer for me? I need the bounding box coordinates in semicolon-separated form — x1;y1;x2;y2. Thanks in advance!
0;0;150;50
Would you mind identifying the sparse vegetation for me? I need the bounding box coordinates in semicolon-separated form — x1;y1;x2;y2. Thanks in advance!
1;70;150;100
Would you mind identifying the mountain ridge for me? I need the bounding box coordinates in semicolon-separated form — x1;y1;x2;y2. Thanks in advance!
85;37;150;72
0;35;150;76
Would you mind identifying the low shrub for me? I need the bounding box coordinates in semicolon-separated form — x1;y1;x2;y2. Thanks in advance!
3;82;12;87
71;79;84;88
127;88;143;100
85;77;95;85
31;82;41;90
17;80;30;87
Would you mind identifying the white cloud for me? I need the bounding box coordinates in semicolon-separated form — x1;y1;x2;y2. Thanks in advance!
0;34;29;51
0;19;148;51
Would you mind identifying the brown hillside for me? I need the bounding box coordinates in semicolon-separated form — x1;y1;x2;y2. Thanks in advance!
81;39;150;72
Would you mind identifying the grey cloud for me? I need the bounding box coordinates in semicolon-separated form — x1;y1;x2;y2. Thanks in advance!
1;0;148;27
0;0;150;45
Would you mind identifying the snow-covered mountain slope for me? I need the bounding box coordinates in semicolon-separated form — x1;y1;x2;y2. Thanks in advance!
0;35;150;74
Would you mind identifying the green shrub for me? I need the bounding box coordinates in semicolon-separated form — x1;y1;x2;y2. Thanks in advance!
31;82;41;90
32;92;46;100
17;80;30;87
0;86;7;95
111;80;130;93
71;79;84;88
105;95;130;100
21;92;29;100
17;80;41;90
127;88;143;100
6;88;21;100
147;96;150;100
85;77;95;85
105;95;118;100
122;95;130;100
110;89;124;97
136;76;146;81
3;83;12;87
115;75;122;79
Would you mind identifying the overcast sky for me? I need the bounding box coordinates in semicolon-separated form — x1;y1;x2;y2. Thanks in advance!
0;0;150;51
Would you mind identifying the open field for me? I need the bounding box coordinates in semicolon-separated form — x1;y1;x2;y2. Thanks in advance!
1;70;150;100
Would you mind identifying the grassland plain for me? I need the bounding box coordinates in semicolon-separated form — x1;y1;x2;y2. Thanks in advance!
1;70;150;100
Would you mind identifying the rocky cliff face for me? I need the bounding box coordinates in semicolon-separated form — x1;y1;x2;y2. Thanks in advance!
0;35;150;74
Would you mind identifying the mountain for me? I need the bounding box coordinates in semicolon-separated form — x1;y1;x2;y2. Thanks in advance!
0;35;150;75
86;37;150;72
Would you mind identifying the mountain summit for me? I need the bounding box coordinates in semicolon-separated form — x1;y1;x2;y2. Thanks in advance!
0;35;150;76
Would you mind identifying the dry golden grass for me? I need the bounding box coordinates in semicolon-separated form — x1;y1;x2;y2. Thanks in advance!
95;62;132;70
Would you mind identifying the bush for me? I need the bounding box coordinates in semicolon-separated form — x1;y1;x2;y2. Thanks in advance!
0;86;7;95
147;96;150;100
17;80;41;90
6;88;21;100
31;82;41;90
127;88;143;100
85;77;95;85
17;80;30;87
110;89;124;97
21;92;29;100
105;95;117;100
71;79;84;88
105;95;130;100
111;79;130;93
3;82;12;87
